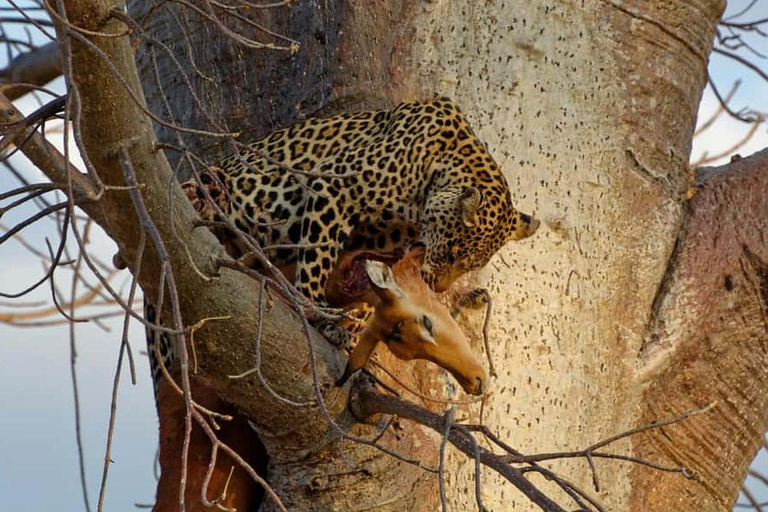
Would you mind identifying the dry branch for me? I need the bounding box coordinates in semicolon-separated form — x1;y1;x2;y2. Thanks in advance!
0;42;62;100
352;378;715;512
0;268;119;324
0;91;104;226
351;381;568;512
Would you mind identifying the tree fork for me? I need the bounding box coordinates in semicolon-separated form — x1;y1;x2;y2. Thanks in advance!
632;149;768;510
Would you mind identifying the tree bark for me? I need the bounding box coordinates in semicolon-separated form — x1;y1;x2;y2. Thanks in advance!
632;150;768;511
40;0;768;510
57;1;443;510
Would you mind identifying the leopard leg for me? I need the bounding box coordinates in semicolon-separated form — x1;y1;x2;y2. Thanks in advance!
317;302;375;348
292;194;360;347
334;303;376;386
317;318;352;348
338;303;375;337
295;237;351;347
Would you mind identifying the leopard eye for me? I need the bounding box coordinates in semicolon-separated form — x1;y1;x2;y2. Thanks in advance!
422;315;434;336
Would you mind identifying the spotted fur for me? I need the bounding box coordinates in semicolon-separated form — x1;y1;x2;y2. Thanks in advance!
148;97;538;390
182;96;538;300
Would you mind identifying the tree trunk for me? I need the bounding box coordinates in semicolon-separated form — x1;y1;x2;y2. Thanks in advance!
52;0;768;510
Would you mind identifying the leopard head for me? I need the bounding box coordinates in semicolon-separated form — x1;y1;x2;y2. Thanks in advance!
419;184;538;293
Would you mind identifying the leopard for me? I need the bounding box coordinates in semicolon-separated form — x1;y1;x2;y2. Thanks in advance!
182;96;539;304
145;96;539;388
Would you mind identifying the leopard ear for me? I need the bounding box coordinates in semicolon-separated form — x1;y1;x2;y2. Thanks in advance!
459;187;483;227
506;211;541;242
364;260;404;303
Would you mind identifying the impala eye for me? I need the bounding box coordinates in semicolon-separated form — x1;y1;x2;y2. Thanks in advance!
422;315;433;336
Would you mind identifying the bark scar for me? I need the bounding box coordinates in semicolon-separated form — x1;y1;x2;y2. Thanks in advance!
739;244;768;337
638;219;686;357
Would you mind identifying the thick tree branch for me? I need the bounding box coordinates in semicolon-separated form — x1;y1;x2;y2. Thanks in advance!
351;381;568;512
0;92;106;226
52;0;352;475
635;148;768;510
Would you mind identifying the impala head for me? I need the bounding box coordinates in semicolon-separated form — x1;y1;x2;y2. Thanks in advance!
338;256;487;395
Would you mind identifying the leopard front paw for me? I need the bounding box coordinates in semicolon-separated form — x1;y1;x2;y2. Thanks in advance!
315;319;352;348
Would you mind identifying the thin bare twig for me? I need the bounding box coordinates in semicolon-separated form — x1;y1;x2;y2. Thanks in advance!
369;358;487;405
691;117;763;168
63;30;238;139
438;407;455;512
694;80;741;137
67;219;91;512
227;275;314;406
117;147;195;512
351;382;567;512
154;343;234;424
192;408;288;512
96;230;145;512
738;486;766;512
706;74;763;123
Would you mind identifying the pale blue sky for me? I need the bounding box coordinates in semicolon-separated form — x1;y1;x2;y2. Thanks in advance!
1;2;768;511
0;128;157;510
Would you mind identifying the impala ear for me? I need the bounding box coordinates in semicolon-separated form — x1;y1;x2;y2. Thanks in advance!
459;187;483;227
364;260;404;303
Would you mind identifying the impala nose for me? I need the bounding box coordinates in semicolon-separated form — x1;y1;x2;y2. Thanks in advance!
473;376;485;396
